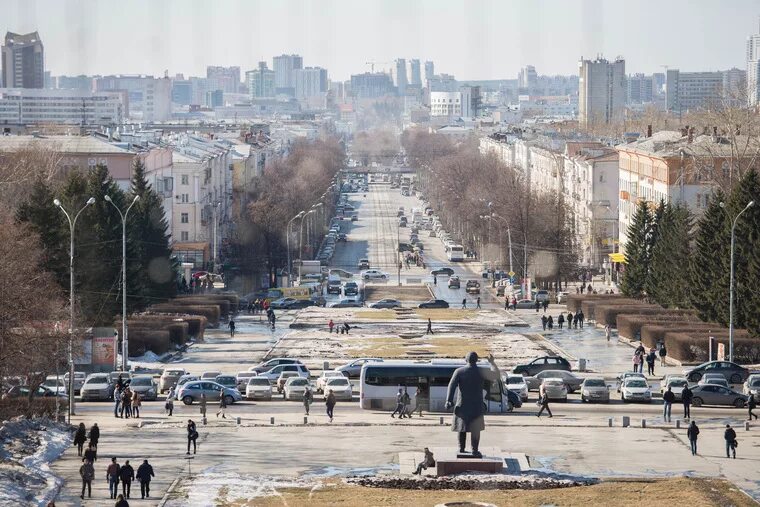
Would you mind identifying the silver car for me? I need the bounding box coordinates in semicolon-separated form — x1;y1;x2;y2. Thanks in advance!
690;385;749;408
540;378;568;401
526;370;583;393
580;378;610;403
158;368;187;394
80;374;114;401
245;376;273;400
743;375;760;401
129;375;158;401
177;380;243;405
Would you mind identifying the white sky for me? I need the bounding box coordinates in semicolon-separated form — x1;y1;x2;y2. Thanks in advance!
2;0;758;81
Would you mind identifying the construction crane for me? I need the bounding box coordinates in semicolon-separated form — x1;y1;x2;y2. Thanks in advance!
365;61;391;73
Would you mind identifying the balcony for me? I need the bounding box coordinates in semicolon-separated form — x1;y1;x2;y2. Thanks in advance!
620;190;630;200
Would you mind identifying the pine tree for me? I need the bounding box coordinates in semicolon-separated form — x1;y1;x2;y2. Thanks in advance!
688;190;729;322
620;200;651;298
647;204;692;307
129;159;177;309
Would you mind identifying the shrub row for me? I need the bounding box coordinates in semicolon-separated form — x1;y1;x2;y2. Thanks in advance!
617;311;699;342
664;330;756;364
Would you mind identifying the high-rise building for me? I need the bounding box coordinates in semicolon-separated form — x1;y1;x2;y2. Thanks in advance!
1;31;44;89
246;62;276;98
56;75;93;91
349;72;394;98
395;58;408;94
518;65;538;89
294;67;328;99
424;61;435;83
206;66;241;94
626;73;654;104
0;88;125;125
273;54;303;96
427;74;458;92
723;67;747;106
95;75;172;121
172;78;193;105
410;59;422;87
747;19;760;106
666;69;724;113
206;89;224;108
578;56;626;128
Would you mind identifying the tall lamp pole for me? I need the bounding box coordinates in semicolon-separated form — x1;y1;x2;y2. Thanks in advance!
211;202;221;273
286;211;305;286
54;196;95;423
721;200;754;363
300;209;316;258
481;214;513;276
104;194;140;371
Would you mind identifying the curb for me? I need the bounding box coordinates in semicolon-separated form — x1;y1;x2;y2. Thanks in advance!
157;476;181;506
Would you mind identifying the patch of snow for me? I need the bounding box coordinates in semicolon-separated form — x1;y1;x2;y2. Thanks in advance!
166;472;318;506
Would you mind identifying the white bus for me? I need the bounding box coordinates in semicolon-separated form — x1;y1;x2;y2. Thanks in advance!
359;360;516;413
447;244;465;261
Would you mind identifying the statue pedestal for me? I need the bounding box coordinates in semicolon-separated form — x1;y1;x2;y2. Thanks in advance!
401;447;518;476
437;457;503;476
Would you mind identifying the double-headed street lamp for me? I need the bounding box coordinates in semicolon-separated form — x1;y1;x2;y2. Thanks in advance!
104;194;140;371
480;213;513;276
54;196;95;422
300;209;317;256
286;211;305;285
720;199;754;363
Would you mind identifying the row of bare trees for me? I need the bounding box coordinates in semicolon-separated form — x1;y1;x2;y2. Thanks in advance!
402;128;580;289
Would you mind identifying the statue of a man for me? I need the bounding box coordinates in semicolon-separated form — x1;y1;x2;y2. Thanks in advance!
445;352;500;458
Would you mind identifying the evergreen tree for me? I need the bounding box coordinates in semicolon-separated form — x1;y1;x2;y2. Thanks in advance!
688;190;729;322
129;159;177;308
620;200;652;298
647;204;692;307
649;199;666;250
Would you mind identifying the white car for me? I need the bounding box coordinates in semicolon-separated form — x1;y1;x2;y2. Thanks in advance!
698;373;729;388
258;364;310;384
361;269;388;280
743;374;760;401
661;376;689;401
621;378;652;403
616;371;646;392
200;371;223;380
316;370;345;393
276;372;302;393
505;374;529;401
177;374;200;389
245;376;273;400
80;374;114;401
42;375;68;396
323;377;353;401
63;372;86;394
283;377;313;400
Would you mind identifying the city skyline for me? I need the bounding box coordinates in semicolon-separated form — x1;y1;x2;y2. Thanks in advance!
1;0;758;81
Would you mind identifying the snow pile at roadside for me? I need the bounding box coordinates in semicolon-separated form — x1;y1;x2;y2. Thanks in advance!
166;472;318;506
0;417;72;506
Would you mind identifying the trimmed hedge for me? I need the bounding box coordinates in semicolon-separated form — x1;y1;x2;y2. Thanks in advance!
149;304;220;326
126;328;171;355
175;296;231;316
640;323;720;349
593;304;657;327
580;298;641;322
664;330;757;364
617;311;699;342
566;293;630;313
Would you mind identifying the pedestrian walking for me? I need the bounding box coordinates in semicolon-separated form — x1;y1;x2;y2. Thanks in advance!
131;391;141;418
199;393;207;419
391;388;405;418
687;421;700;456
343;322;351;335
557;313;564;329
504;297;509;310
216;395;227;419
433;275;437;285
573;313;579;329
646;349;657;376
113;386;122;418
119;460;134;499
136;459;154;499
535;300;540;313
659;343;668;366
165;388;175;416
413;447;436;475
303;386;313;415
537;385;553;418
462;298;467;309
115;493;129;507
662;386;675;422
228;319;236;337
83;443;97;464
748;395;757;421
578;310;585;328
186;420;198;455
510;296;517;311
476;296;481;309
416;383;429;417
604;324;611;342
402;388;413;418
88;423;100;450
724;424;737;458
326;389;336;422
682;384;693;419
79;459;94;499
541;315;547;330
547;315;553;330
426;318;433;335
567;312;573;330
106;457;121;499
328;319;334;333
632;352;642;373
542;300;548;313
74;423;87;456
121;388;132;418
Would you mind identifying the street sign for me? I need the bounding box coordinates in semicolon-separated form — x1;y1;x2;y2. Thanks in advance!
508;271;515;277
717;342;725;361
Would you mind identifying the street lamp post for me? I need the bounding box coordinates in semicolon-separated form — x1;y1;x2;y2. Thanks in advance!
722;200;754;363
211;202;221;273
104;194;140;372
300;209;316;258
481;214;513;276
286;211;305;286
54;196;95;423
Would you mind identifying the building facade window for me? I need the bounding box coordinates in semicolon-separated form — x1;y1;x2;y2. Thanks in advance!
181;213;189;223
181;193;189;203
181;174;189;185
180;231;189;241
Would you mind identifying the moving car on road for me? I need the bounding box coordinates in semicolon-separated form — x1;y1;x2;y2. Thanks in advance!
370;298;402;309
329;299;363;308
580;378;610;403
270;297;299;309
620;378;652;403
128;375;158;401
245;376;273;400
358;259;370;269
430;267;454;277
513;356;572;377
343;281;359;296
418;299;450;309
514;299;538;309
465;280;481;294
683;361;750;384
323;377;353;401
80;374;115;401
337;358;383;379
361;269;388;280
286;299;318;309
177;380;242;405
690;384;749;408
447;276;460;289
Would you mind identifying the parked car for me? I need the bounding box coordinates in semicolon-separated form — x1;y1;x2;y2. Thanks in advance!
358;259;370;269
177;380;242;405
329;269;354;279
129;375;158;401
80;373;115;401
336;358;383;379
177;375;200;389
245;376;273;400
249;358;303;374
110;371;131;385
580;378;610;403
316;370;346;392
513;356;572;377
369;298;402;309
742;374;760;401
236;371;260;392
616;371;647;392
323;377;353;401
42;375;68;396
201;371;223;380
286;299;318;310
343;282;359;296
540;378;568;401
361;269;388;280
556;292;570;304
283;377;314;400
329;299;363;308
214;375;238;391
514;299;538;309
620;378;652;403
698;373;730;388
683;361;750;384
158;368;187;393
276;372;301;393
430;267;454;276
534;290;551;303
2;385;67;400
270;297;299;309
505;374;529;401
465;280;481;294
661;376;689;400
63;372;86;394
258;363;310;384
525;370;583;392
690;384;749;408
447;276;460;289
418;299;450;309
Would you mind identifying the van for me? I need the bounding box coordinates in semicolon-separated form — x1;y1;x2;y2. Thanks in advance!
327;274;342;295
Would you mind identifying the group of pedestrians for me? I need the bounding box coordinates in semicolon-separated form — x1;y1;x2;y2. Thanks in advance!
460;297;481;309
632;343;668;375
113;375;141;419
390;386;429;418
247;298;270;314
102;457;155;501
327;319;352;334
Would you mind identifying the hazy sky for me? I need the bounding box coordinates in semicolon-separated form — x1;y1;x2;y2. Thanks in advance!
2;0;758;81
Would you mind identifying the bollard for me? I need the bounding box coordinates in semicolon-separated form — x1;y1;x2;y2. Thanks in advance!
746;421;751;431
439;416;444;425
622;416;630;427
202;416;207;425
304;416;308;424
323;361;330;371
236;417;241;425
608;417;613;427
676;420;681;429
270;416;275;425
641;419;646;428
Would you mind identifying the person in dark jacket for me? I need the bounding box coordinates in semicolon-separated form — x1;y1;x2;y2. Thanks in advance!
662;386;675;422
136;459;154;499
391;388;405;419
577;310;585;328
83;443;97;464
557;313;564;329
682;385;693;418
658;343;668;366
537;384;553;418
413;447;436;475
73;423;87;456
326;389;337;422
79;459;95;499
573;313;579;329
547;315;554;330
106;457;120;499
119;460;134;499
724;424;737;458
541;315;548;330
216;395;227;419
566;312;573;330
114;493;129;507
687;421;700;455
187;420;198;454
88;423;100;449
748;395;758;421
646;349;657;376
